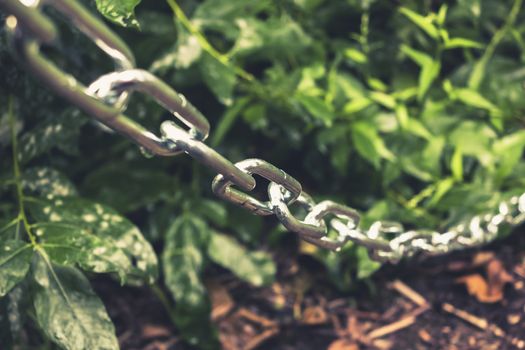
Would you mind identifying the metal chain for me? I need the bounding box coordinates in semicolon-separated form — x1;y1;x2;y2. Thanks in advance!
2;0;524;263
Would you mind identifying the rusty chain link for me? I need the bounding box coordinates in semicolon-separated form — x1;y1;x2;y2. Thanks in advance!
2;0;524;263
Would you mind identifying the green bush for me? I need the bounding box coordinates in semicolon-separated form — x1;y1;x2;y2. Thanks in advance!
1;0;524;349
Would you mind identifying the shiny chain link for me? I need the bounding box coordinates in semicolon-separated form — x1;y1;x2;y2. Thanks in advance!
2;0;524;263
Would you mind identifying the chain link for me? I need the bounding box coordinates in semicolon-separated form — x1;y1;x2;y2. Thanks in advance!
2;0;524;263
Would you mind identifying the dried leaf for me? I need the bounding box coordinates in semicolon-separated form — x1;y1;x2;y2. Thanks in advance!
456;274;500;303
141;325;171;339
301;306;328;325
206;280;234;321
327;339;359;350
456;258;513;303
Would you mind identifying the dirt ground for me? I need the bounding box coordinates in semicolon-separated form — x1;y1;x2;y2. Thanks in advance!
94;225;525;350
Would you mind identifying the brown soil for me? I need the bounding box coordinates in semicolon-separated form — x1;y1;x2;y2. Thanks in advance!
94;225;525;350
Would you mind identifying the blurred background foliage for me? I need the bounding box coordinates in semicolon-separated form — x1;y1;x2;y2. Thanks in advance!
1;0;525;349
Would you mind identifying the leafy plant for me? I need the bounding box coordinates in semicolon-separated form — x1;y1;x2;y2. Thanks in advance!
1;0;525;349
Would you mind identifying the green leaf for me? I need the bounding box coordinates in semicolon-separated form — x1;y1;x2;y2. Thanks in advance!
95;0;142;29
356;246;381;279
351;121;394;168
82;162;172;213
370;91;396;109
22;167;77;198
401;45;440;99
454;88;501;113
35;222;132;283
344;48;367;64
32;253;119;350
162;216;219;350
427;177;455;207
18;109;86;163
27;197;158;284
0;240;32;296
493;130;525;181
401;45;431;67
151;22;202;72
343;97;373;115
451;147;463;181
418;60;441;100
194;200;228;228
399;7;439;39
199;53;236;106
295;93;335;126
449;121;496;168
436;4;448;25
444;37;484;49
208;233;275;286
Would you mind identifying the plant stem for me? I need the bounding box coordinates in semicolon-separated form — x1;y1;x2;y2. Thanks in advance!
9;96;36;246
150;283;179;327
165;0;254;82
468;0;523;89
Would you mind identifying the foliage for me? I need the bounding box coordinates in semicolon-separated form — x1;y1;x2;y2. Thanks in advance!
1;0;525;349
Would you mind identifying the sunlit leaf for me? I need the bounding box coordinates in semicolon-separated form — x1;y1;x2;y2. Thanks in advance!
351;122;394;168
32;254;119;350
95;0;142;29
399;7;439;39
35;222;132;283
22;167;77;198
0;240;32;296
444;37;484;49
199;53;236;106
27;197;158;285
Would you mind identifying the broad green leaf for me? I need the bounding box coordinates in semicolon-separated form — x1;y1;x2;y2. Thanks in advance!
162;216;219;349
0;240;32;296
27;197;158;284
427;177;455;207
356;246;381;279
199;53;236;106
399;7;439;39
449;121;496;168
150;25;202;72
368;78;388;92
82;162;172;213
343;97;372;115
444;37;484;49
194;200;228;228
454;88;501;113
493;130;525;181
334;73;367;99
351;122;394;168
405;118;433;140
345;48;367;64
22;167;77;198
451;147;463;181
401;45;440;99
32;254;119;350
208;233;275;286
401;45;431;67
35;222;132;283
436;4;448;25
297;63;325;96
395;103;409;129
18;109;86;163
295;93;335;126
229;18;265;56
370;92;396;109
95;0;142;28
418;60;441;100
